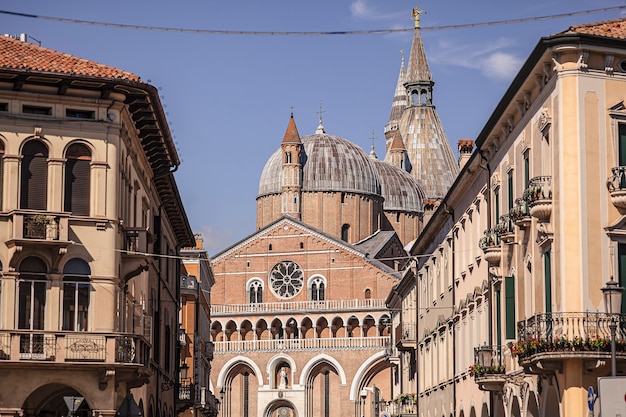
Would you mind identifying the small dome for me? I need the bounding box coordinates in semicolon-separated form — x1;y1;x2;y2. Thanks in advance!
373;159;425;213
259;133;381;197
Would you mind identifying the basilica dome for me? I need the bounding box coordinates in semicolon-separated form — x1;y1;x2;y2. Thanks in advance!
258;132;381;197
372;159;425;213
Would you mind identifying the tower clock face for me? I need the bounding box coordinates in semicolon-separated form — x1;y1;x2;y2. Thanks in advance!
269;260;304;298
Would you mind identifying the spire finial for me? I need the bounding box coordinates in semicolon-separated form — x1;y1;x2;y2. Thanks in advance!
369;128;378;159
400;49;405;69
290;105;294;117
316;100;326;133
412;6;424;29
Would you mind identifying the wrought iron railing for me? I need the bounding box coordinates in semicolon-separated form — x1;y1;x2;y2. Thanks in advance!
510;198;530;224
123;227;152;254
471;345;505;377
607;166;626;191
494;214;514;237
522;176;552;204
479;228;500;251
514;312;626;359
23;215;59;240
0;331;150;365
395;323;416;343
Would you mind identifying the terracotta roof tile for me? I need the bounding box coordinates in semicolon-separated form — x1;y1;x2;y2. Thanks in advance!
562;17;626;39
0;35;141;82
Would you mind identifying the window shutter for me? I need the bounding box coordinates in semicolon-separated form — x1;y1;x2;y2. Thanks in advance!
20;141;48;210
64;158;90;215
505;276;516;339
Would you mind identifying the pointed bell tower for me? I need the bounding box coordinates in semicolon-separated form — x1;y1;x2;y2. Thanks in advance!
384;6;459;200
280;113;303;219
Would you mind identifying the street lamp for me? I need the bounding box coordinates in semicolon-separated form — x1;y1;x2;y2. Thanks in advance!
601;278;624;377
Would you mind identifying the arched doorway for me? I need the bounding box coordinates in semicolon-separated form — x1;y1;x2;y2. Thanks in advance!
22;384;91;417
264;399;298;417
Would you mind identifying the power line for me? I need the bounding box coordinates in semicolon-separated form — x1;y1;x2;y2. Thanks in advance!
0;6;624;36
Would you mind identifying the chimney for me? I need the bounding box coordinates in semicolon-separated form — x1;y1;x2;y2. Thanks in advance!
457;139;474;170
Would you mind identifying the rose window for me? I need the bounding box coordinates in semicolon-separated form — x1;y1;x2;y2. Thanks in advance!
269;261;304;298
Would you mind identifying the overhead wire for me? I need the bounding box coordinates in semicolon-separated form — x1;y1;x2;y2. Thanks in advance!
0;6;625;36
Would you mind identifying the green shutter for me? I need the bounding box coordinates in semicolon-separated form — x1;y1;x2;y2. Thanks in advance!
618;244;626;315
495;289;502;346
494;191;500;223
505;276;516;339
619;124;626;167
508;173;514;210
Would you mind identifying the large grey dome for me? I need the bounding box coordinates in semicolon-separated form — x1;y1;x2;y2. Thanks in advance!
372;159;425;213
258;133;381;197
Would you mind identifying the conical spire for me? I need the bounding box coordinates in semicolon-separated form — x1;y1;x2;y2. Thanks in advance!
384;6;459;200
406;6;433;86
282;113;301;144
384;51;408;152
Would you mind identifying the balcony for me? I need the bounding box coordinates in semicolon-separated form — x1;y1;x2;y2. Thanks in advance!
0;330;151;366
214;335;389;353
394;323;416;351
383;397;417;417
607;166;626;209
471;345;506;392
510;198;531;228
522;176;552;221
5;212;70;250
122;227;153;256
514;312;626;374
479;229;501;265
211;298;387;316
179;378;195;401
494;214;515;243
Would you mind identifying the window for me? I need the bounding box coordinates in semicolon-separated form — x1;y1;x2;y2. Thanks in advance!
64;143;91;216
23;105;51;115
505;276;515;339
364;288;372;299
493;188;500;224
0;141;5;210
523;152;530;188
18;256;47;331
20;140;49;210
248;279;263;304
341;224;350;242
310;276;326;301
66;109;95;119
618;244;626;315
269;261;303;298
0;103;7;112
285;152;292;164
544;251;552;314
507;171;514;211
62;258;91;331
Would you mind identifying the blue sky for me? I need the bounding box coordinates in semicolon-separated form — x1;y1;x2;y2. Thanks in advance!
1;1;624;253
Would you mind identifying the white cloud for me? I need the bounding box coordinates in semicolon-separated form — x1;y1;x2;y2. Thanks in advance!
350;0;405;21
429;37;523;81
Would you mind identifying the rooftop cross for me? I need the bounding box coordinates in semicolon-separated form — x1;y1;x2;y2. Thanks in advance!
369;128;378;159
316;101;326;133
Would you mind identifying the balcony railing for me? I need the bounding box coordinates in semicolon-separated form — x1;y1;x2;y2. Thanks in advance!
24;215;60;240
494;214;514;242
179;378;194;401
212;298;387;316
394;323;416;350
123;227;153;254
514;312;626;364
471;345;506;392
523;176;552;220
214;335;389;353
0;331;150;365
479;229;501;265
383;399;417;417
607;166;626;209
510;198;531;227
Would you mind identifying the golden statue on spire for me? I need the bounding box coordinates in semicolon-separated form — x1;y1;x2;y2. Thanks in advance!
412;6;423;29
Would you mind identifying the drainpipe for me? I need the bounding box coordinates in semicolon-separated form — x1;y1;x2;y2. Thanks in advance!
442;204;455;417
478;150;494;415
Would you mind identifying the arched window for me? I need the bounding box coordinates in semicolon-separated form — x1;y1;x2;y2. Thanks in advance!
310;276;326;301
248;279;263;304
0;141;5;211
62;258;91;331
64;143;91;216
341;224;350;242
20;140;49;210
364;288;372;299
